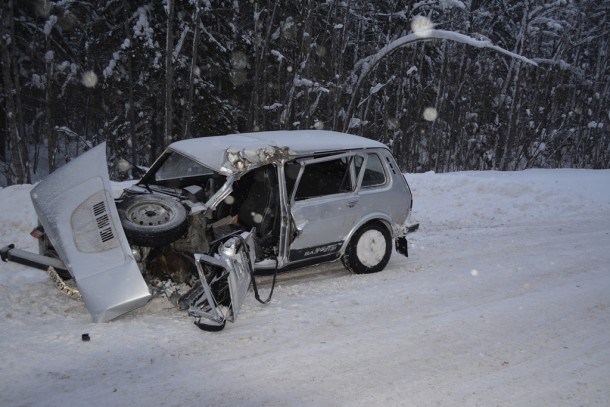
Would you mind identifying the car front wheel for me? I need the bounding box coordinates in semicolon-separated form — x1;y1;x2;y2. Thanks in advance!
341;222;392;274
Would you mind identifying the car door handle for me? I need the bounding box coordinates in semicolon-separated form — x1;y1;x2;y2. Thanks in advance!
346;200;359;208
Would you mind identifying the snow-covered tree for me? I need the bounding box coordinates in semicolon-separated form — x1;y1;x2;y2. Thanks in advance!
1;0;607;185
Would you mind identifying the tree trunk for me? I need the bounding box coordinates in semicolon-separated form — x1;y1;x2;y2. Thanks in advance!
164;0;175;146
0;3;25;183
44;32;57;173
0;33;24;183
123;2;137;167
183;5;203;140
8;0;29;182
249;1;277;130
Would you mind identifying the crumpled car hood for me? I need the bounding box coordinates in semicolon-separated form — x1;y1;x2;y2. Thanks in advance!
30;143;151;322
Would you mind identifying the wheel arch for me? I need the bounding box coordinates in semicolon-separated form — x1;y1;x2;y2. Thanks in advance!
339;214;393;256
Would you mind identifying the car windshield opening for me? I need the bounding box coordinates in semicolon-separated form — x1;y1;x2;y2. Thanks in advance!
140;151;227;200
155;152;215;181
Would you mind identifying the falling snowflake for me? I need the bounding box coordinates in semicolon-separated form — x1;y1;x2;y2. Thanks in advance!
411;16;434;38
423;107;438;121
81;71;98;88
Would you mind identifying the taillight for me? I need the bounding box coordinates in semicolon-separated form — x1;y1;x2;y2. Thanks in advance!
30;226;45;239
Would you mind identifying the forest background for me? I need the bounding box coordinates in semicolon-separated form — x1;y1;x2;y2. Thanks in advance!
1;0;608;186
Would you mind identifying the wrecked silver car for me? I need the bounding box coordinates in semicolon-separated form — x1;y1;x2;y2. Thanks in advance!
2;130;417;331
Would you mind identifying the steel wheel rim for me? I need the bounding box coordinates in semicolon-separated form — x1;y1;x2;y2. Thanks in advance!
127;201;174;226
356;229;386;267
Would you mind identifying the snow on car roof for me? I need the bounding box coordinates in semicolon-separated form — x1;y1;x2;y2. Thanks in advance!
168;130;388;171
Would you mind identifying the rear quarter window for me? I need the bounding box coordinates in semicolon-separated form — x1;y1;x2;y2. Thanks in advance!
356;153;387;188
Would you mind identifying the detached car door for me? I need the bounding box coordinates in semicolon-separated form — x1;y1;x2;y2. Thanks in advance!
286;153;361;262
30;143;151;322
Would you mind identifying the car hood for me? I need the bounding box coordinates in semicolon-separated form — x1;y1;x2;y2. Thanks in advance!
30;143;151;322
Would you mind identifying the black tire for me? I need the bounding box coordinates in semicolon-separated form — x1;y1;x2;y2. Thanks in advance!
194;318;226;332
341;222;392;274
116;194;189;247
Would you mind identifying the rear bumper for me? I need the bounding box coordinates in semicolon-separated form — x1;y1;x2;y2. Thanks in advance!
406;223;420;234
395;223;419;258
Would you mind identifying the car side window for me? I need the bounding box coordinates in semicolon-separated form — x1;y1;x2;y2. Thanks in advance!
293;157;353;201
355;153;387;188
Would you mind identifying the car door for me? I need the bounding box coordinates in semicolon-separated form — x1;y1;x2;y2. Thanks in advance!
287;152;362;262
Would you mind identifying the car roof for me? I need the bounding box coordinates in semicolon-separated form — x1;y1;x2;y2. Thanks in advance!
168;130;388;172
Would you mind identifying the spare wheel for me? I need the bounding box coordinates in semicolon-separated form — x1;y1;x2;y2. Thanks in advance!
116;194;189;247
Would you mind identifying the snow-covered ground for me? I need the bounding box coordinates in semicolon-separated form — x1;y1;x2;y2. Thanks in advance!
1;169;609;406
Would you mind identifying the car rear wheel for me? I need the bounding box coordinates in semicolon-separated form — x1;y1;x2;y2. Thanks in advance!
341;222;392;274
117;194;189;247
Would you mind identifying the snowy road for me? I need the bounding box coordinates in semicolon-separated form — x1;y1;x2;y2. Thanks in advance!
1;169;609;406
